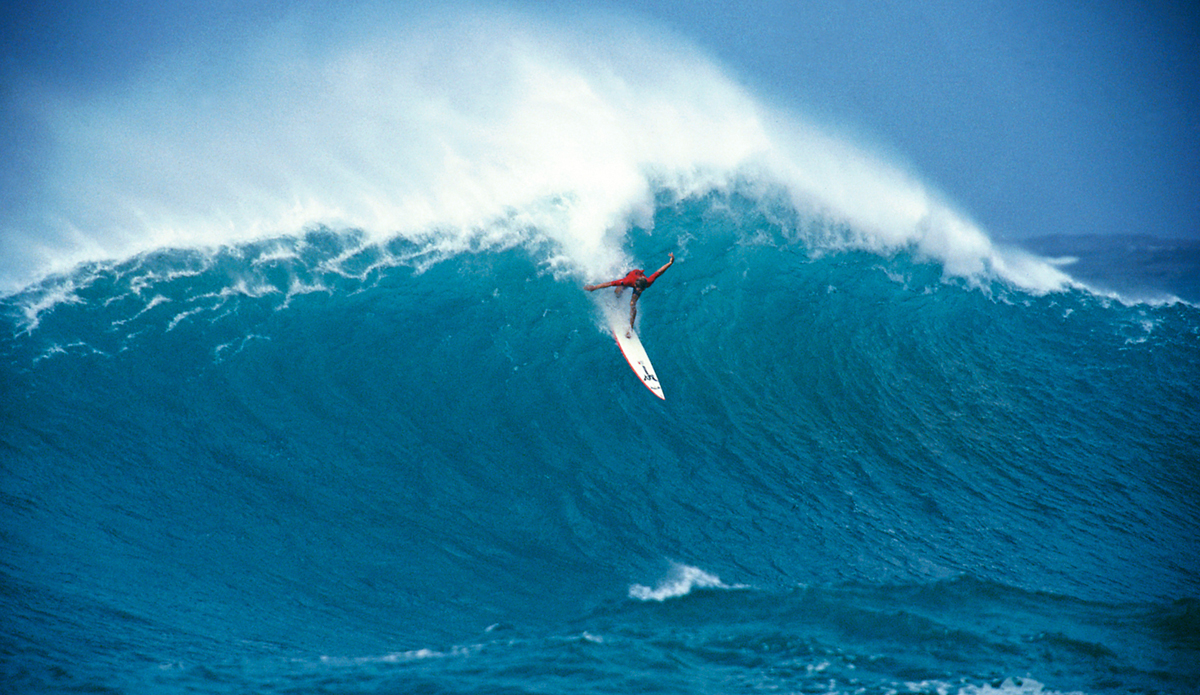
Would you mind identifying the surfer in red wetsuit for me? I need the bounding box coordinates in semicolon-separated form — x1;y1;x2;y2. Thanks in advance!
585;253;674;334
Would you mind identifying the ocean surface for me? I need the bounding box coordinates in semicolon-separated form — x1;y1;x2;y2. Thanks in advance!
3;193;1198;694
2;12;1199;693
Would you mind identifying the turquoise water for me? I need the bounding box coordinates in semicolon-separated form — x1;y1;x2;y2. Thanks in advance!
3;194;1198;693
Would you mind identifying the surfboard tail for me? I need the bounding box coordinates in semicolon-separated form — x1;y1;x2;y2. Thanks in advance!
593;295;664;399
612;326;665;400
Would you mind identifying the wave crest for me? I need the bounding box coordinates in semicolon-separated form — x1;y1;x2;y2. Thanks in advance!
4;7;1071;296
629;563;744;602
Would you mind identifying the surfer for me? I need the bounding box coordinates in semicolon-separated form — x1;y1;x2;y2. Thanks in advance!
584;253;674;334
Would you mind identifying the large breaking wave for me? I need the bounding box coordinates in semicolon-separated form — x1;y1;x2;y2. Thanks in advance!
4;7;1199;695
3;7;1067;297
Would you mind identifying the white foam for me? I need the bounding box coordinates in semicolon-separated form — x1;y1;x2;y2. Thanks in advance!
2;7;1071;296
317;644;478;667
628;563;743;601
14;276;89;334
902;677;1089;695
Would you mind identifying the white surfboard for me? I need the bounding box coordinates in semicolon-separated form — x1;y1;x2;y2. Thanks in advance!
610;315;665;400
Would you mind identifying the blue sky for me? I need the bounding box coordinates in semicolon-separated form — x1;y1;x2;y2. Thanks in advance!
633;0;1199;242
3;0;1197;247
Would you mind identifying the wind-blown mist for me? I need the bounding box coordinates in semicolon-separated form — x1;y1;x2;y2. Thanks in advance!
2;8;1068;295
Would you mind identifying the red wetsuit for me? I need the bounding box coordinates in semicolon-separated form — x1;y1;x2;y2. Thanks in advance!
583;253;674;331
616;269;647;288
615;267;666;290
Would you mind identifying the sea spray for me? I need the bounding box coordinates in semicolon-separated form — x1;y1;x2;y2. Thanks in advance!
3;8;1068;298
628;563;744;601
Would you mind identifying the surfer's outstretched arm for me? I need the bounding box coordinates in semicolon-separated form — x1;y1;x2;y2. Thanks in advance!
646;253;674;284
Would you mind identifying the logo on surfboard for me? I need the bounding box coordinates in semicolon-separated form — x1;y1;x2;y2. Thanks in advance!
610;318;665;400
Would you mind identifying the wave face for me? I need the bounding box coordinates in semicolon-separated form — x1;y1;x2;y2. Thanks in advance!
3;193;1199;694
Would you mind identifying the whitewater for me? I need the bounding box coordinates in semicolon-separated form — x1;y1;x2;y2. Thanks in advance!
3;8;1198;695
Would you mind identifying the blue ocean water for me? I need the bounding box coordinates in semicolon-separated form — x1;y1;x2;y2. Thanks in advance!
3;192;1198;694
